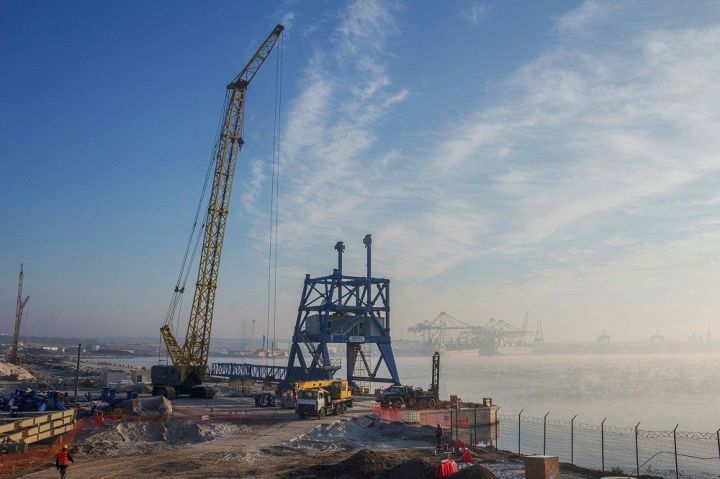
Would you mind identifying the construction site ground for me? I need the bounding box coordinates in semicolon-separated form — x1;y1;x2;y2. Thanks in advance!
7;398;605;479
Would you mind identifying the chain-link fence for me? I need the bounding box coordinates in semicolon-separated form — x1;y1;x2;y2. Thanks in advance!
489;412;720;478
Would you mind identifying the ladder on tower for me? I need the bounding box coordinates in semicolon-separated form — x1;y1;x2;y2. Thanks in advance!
352;343;372;395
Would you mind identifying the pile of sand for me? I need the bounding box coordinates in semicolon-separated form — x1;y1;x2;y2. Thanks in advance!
0;362;34;381
78;420;250;457
453;464;500;479
383;457;436;479
291;417;432;452
314;449;401;478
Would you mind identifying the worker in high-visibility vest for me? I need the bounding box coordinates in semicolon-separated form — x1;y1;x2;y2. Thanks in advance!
55;444;74;479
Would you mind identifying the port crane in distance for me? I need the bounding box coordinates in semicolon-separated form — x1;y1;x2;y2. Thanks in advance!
151;24;284;400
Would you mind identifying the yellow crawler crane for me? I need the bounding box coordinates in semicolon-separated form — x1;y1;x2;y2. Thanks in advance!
151;24;284;399
296;379;353;418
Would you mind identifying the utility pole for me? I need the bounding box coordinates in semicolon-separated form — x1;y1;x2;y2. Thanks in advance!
251;319;256;352
74;343;81;404
8;264;29;364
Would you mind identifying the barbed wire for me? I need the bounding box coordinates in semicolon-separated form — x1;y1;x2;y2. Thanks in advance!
499;413;719;441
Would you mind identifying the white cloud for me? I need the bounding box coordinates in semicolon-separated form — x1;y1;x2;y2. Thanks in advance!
263;0;409;265
436;12;720;249
280;12;296;32
555;1;606;35
242;0;720;339
241;159;265;214
462;1;489;27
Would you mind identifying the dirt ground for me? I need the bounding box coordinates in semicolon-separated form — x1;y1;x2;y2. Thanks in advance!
9;399;607;479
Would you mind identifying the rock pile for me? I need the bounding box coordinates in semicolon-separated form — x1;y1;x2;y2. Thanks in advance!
0;362;35;381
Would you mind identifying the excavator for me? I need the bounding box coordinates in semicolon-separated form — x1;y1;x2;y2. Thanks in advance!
151;25;284;399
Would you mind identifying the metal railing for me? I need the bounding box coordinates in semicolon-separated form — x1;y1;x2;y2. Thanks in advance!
209;362;288;381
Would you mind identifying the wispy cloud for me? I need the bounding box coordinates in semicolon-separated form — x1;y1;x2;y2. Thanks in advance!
435;8;720;249
243;0;720;339
461;1;489;27
266;0;409;268
240;159;265;215
554;0;606;35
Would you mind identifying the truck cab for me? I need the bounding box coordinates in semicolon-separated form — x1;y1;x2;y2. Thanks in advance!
376;384;438;409
297;388;325;418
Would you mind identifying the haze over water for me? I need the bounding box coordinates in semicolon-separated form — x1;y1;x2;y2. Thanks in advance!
104;350;718;431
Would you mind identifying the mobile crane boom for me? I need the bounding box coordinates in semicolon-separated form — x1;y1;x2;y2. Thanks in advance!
8;264;29;365
152;25;284;399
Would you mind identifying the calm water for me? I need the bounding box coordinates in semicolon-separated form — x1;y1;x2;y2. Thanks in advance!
97;350;720;431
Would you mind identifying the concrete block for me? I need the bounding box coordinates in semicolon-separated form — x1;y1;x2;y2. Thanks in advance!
403;410;420;424
524;455;560;479
457;405;500;427
103;371;126;388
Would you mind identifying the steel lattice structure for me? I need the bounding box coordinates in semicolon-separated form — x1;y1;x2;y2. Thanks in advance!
8;264;29;365
284;235;400;386
210;362;288;382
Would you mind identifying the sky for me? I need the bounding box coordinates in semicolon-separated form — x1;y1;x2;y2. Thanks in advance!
2;1;720;343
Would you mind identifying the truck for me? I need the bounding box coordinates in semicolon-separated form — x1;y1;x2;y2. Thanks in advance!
296;379;352;418
376;351;440;409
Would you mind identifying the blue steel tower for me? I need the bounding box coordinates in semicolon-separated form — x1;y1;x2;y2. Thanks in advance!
285;234;401;386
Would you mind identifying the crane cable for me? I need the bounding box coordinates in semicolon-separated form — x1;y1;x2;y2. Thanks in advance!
266;31;284;366
273;33;284;366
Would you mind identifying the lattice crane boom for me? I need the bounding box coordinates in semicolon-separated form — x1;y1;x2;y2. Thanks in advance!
158;24;283;391
8;263;29;365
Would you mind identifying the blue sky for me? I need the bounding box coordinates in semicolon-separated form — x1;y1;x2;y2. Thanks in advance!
2;1;720;342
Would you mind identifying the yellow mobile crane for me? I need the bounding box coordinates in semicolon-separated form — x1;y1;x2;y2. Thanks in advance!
151;25;284;399
296;379;353;418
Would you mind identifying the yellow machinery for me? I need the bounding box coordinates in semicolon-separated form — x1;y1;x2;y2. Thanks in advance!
296;379;353;418
151;24;284;399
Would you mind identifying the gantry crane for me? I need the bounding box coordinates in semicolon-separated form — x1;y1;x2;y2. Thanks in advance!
8;264;29;365
151;24;284;399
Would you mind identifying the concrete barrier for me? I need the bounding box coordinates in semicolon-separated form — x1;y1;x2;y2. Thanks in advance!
523;455;560;479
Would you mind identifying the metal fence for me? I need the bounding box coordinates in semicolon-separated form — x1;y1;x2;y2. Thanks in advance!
489;412;720;478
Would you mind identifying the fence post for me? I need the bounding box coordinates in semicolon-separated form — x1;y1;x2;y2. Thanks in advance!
450;408;453;445
570;415;577;465
716;429;720;472
455;402;459;443
601;417;606;472
474;406;477;446
635;422;641;479
673;424;679;479
543;411;550;455
518;409;524;454
495;407;500;450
